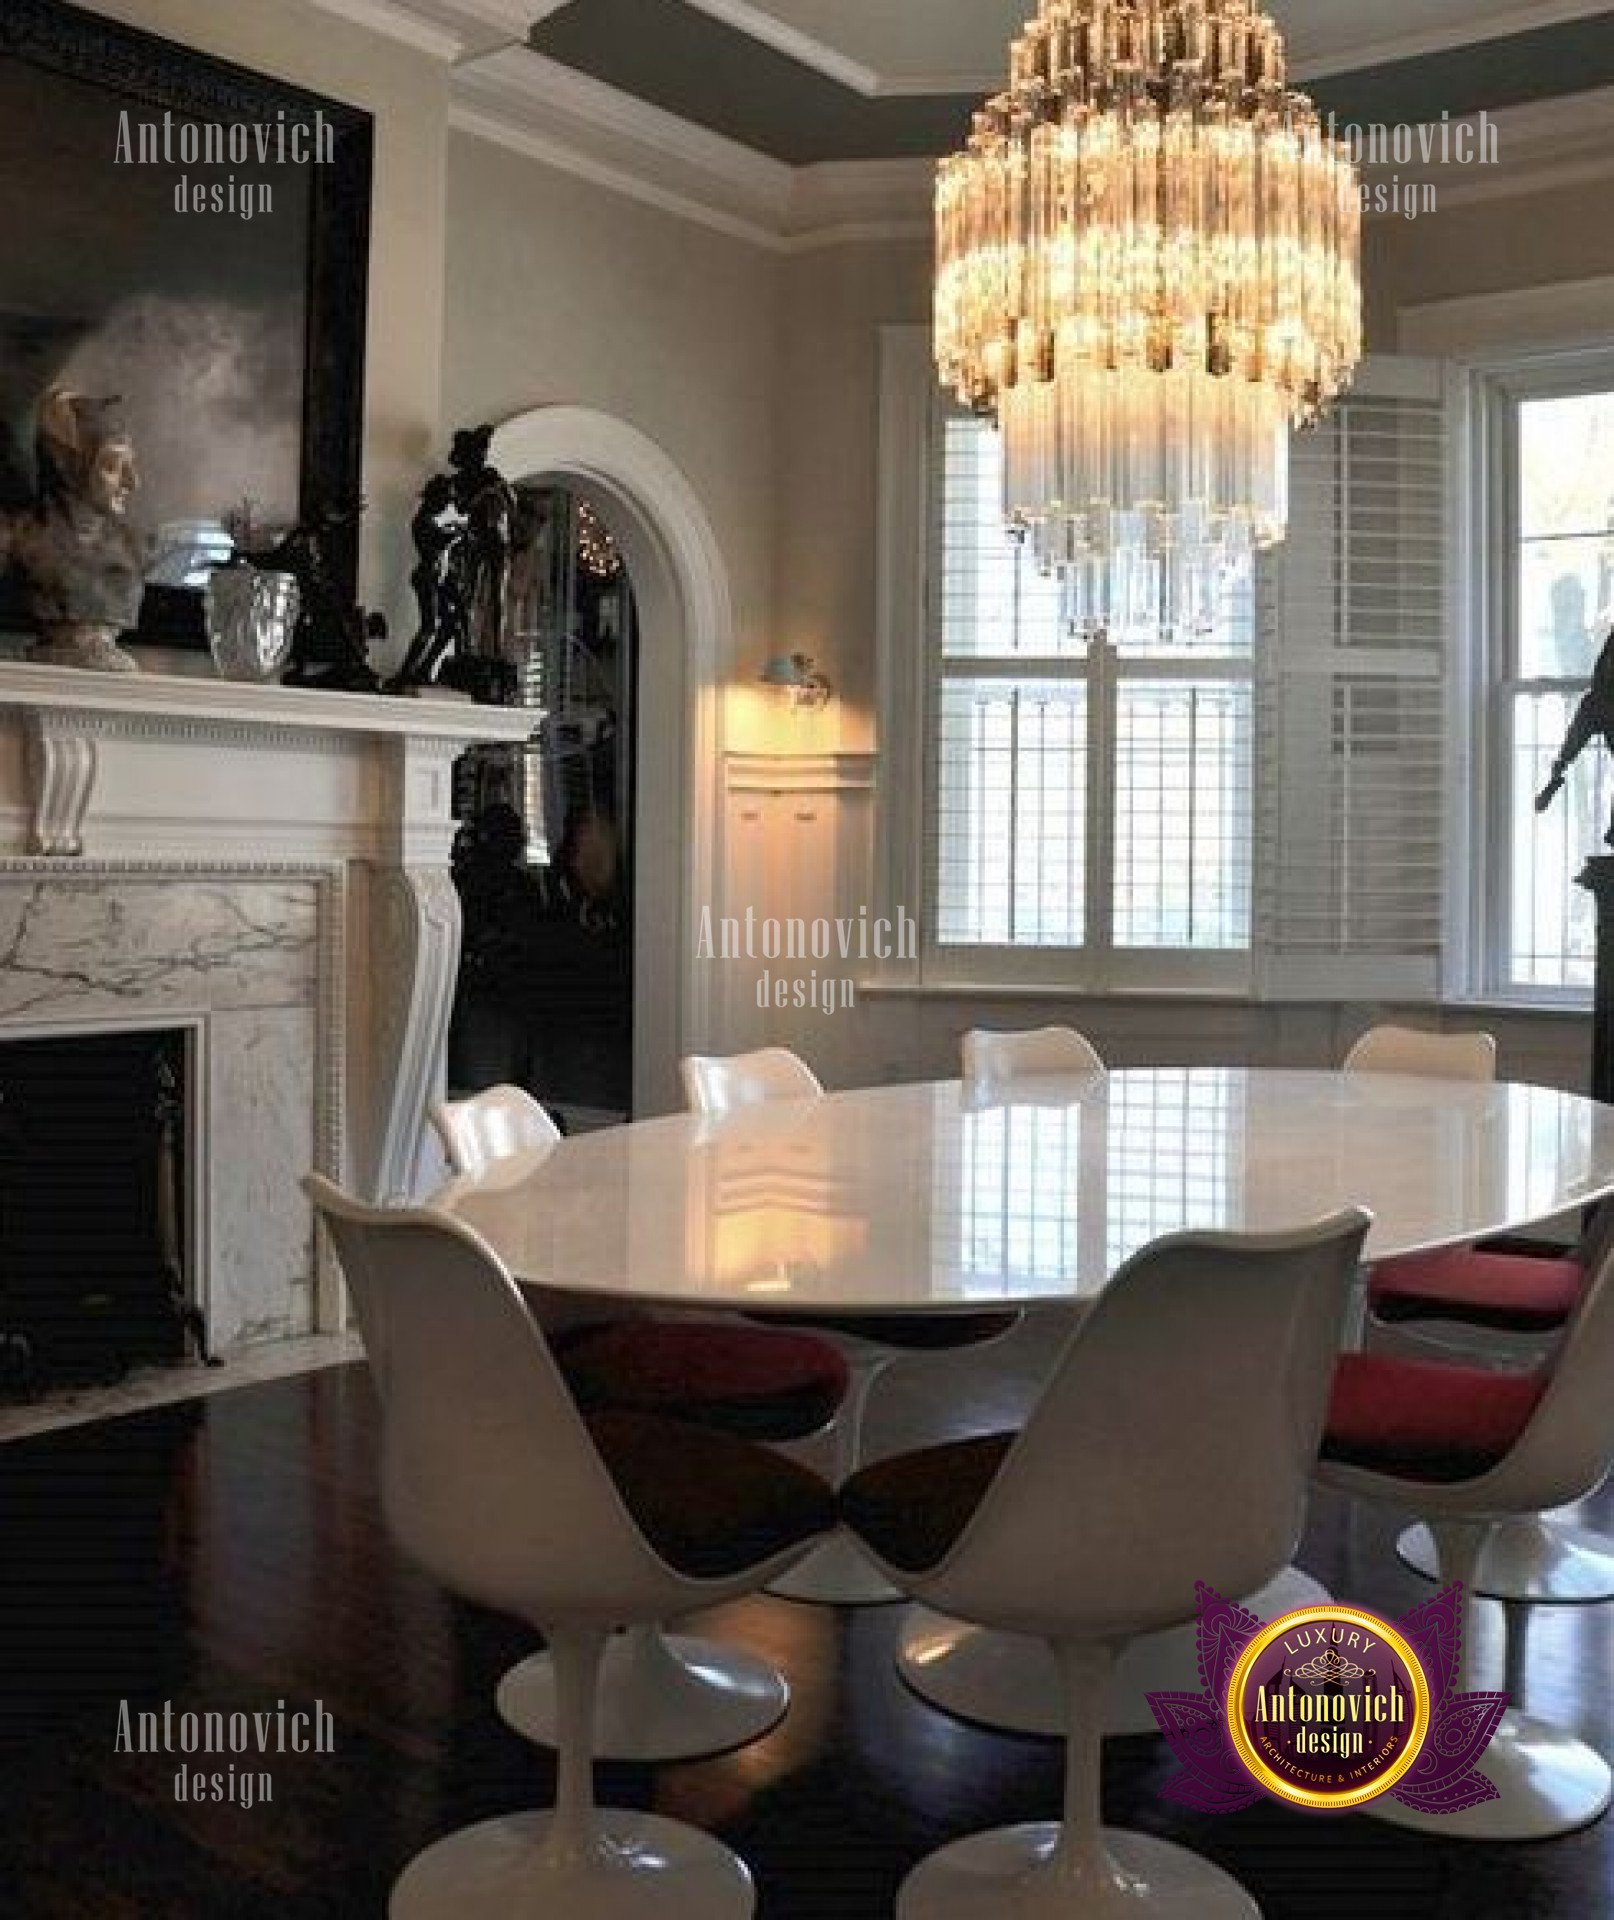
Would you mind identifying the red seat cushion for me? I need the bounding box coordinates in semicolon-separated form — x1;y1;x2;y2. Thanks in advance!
559;1321;849;1443
840;1432;1015;1573
1322;1352;1549;1484
1369;1249;1581;1333
587;1410;836;1580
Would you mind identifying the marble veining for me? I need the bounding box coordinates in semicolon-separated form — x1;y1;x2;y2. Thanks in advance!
208;1008;318;1348
0;873;327;1353
0;878;316;1021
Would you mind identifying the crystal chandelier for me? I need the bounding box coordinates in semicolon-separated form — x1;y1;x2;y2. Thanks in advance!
934;0;1363;634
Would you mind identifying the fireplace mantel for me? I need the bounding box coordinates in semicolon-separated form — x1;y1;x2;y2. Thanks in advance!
0;661;537;739
0;663;536;861
0;663;537;1341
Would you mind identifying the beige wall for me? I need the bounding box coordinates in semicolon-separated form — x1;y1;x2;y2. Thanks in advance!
441;131;783;708
772;236;931;751
84;0;449;638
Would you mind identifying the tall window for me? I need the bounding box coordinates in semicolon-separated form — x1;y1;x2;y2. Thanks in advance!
1497;385;1614;994
881;335;1448;1003
928;413;1254;982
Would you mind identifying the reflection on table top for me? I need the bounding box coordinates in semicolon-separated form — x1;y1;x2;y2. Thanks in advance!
434;1070;1614;1316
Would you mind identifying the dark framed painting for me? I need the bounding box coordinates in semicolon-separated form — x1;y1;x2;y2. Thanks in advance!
0;0;372;648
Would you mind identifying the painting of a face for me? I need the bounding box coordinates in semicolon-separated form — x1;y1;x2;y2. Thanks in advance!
89;437;138;518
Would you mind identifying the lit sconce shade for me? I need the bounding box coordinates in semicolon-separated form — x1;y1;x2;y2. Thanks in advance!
759;652;832;711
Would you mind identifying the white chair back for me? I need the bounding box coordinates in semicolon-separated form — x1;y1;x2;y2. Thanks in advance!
305;1175;690;1623
1458;1232;1614;1514
681;1047;823;1115
431;1084;561;1177
1344;1024;1496;1082
962;1026;1105;1087
914;1212;1370;1641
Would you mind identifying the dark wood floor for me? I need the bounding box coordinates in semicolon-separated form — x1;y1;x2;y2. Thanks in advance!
0;1361;1610;1918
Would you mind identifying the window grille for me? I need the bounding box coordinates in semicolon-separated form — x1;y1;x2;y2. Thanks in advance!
929;414;1254;972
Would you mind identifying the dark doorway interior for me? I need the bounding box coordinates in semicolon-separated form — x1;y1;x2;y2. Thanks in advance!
449;485;637;1128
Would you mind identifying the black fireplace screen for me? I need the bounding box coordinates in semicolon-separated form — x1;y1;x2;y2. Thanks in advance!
0;1028;196;1387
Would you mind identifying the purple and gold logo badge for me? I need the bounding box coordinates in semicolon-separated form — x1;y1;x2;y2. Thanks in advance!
1148;1584;1508;1816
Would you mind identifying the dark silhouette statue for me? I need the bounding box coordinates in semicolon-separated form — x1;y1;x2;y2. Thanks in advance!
390;473;467;691
1537;627;1614;846
449;425;517;662
388;425;517;702
261;504;380;692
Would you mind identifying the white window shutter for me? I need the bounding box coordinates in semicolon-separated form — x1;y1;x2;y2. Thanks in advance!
1255;358;1451;1001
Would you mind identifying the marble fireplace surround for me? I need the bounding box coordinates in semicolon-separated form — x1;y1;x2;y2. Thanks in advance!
0;664;535;1347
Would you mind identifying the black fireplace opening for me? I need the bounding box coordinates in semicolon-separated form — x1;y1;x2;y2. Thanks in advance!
0;1028;205;1392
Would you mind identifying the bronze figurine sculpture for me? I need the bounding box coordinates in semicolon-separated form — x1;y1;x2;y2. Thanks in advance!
261;504;381;692
1537;627;1614;847
389;425;518;703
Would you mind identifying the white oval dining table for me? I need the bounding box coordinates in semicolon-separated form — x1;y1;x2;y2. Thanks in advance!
437;1068;1614;1736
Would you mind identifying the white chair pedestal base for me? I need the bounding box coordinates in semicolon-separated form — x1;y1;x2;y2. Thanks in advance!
899;1566;1328;1737
897;1824;1258;1920
391;1809;754;1920
497;1625;788;1761
1367;1709;1613;1843
767;1347;902;1605
766;1527;903;1606
1398;1514;1614;1603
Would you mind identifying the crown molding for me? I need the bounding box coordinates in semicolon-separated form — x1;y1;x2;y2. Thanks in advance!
869;71;999;99
562;0;1614;102
448;39;1614;252
786;158;933;249
677;0;881;95
451;45;796;247
450;53;934;250
1291;0;1614;82
301;0;544;63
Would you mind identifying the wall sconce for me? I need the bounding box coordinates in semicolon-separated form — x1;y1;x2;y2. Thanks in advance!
759;652;832;712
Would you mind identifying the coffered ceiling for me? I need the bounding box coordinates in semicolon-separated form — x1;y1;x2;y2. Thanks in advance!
342;0;1614;246
525;0;1614;163
673;0;1614;94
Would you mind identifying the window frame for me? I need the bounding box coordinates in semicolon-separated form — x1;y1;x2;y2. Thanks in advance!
877;327;1257;998
877;329;1462;1007
1468;346;1614;1007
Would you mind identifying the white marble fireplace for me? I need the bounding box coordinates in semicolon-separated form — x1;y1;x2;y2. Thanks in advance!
0;664;534;1349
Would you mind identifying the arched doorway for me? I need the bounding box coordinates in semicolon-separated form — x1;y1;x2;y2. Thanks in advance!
471;408;725;1115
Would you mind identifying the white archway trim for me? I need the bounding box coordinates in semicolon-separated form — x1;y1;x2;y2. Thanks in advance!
489;406;728;1109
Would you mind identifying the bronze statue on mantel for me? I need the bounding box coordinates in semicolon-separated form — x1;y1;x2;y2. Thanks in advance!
0;389;146;674
259;504;382;693
388;425;518;704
